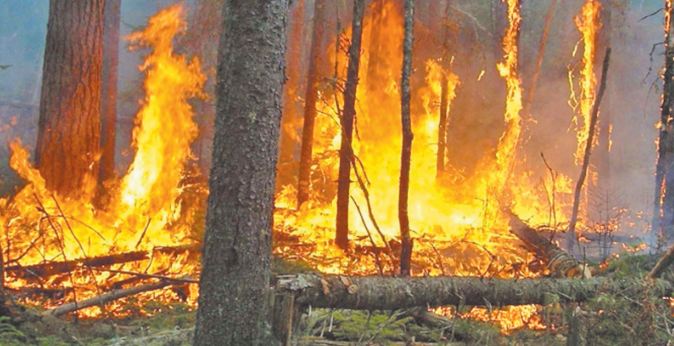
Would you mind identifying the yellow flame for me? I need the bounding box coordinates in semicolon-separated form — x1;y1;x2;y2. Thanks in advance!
572;0;602;163
0;4;205;316
492;0;523;192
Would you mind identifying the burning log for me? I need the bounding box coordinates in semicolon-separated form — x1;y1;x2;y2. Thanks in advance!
44;280;177;317
507;212;588;278
6;244;198;280
275;273;670;310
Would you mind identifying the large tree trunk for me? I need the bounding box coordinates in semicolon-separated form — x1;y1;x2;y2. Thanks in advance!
36;0;105;197
297;0;327;208
398;0;414;276
276;273;671;310
335;0;366;250
653;0;674;248
193;0;288;344
98;0;120;188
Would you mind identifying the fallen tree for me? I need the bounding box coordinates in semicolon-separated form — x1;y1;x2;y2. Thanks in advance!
507;212;588;278
275;274;669;310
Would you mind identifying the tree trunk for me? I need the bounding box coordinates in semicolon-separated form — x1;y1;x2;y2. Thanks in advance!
97;0;121;203
335;0;366;250
36;0;105;198
523;0;557;115
278;0;306;187
276;273;671;310
507;212;586;278
567;48;611;253
297;0;326;208
193;0;288;344
653;0;674;248
436;0;451;178
398;0;414;276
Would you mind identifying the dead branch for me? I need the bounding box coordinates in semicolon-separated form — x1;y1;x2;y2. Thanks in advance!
5;244;198;279
44;280;175;317
649;243;674;279
91;268;199;284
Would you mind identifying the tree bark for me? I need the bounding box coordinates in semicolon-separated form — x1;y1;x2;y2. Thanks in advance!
567;48;611;253
36;0;105;197
335;0;366;250
398;0;414;276
98;0;120;189
276;273;670;310
193;0;288;344
508;212;586;278
297;0;326;208
653;0;674;248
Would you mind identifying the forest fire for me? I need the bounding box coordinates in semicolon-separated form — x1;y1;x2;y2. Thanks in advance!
275;0;563;276
0;5;204;316
0;0;668;343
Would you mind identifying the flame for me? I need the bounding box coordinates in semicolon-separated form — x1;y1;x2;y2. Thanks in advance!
0;4;204;316
572;0;602;163
0;0;591;333
492;0;523;193
273;0;569;285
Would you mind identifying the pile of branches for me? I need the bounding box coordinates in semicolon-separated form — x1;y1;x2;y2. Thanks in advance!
4;244;200;317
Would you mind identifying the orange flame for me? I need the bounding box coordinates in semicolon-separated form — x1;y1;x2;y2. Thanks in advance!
572;0;602;163
0;4;205;316
493;0;523;190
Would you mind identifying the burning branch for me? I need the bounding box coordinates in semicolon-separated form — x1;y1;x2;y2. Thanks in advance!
5;244;198;279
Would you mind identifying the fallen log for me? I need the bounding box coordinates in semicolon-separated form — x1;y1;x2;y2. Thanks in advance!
275;274;669;310
507;212;588;278
6;244;199;279
44;280;175;317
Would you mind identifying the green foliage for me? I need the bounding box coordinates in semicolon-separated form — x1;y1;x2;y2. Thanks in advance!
0;316;28;345
605;254;655;279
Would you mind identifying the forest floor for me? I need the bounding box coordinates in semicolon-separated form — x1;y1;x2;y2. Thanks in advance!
0;254;671;345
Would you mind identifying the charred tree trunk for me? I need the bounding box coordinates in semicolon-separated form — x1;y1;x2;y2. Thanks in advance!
567;48;611;253
297;0;326;208
193;0;288;344
398;0;414;276
335;0;366;250
97;0;121;202
653;0;674;248
36;0;105;197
